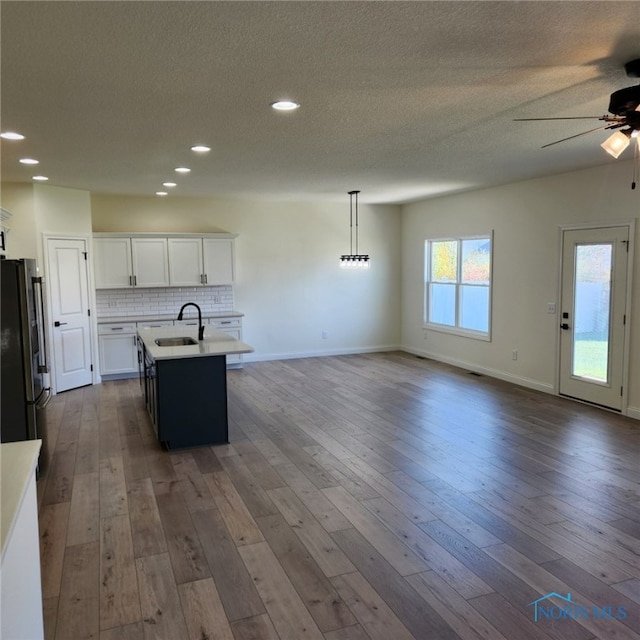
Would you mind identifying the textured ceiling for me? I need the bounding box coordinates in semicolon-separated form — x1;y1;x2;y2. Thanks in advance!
1;1;639;204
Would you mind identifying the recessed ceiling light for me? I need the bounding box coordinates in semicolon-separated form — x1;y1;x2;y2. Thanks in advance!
175;167;191;173
19;158;39;165
271;100;300;111
162;182;177;188
156;191;168;197
1;131;25;140
32;175;49;181
190;145;210;153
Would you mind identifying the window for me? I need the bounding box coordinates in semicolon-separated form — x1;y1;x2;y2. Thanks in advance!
425;234;492;339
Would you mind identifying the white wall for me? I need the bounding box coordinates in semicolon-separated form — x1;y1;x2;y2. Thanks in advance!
34;184;92;236
8;174;637;417
91;194;402;360
0;183;97;390
0;182;92;263
0;182;37;259
401;161;640;417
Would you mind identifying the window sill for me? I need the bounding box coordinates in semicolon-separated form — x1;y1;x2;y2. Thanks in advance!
423;323;491;342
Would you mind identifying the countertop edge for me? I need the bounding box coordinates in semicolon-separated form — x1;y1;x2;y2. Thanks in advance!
138;326;254;361
1;440;41;561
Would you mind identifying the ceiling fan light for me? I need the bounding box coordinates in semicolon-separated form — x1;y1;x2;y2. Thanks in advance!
601;131;630;159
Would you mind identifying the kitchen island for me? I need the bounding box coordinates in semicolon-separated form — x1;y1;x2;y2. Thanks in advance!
1;440;44;640
137;326;253;449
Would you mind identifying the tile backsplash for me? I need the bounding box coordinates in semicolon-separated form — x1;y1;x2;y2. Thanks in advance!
96;286;234;318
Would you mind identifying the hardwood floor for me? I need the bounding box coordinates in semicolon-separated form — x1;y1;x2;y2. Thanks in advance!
37;352;640;640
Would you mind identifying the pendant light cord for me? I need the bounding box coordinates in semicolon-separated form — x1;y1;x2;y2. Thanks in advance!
633;139;638;190
349;191;354;254
348;190;360;256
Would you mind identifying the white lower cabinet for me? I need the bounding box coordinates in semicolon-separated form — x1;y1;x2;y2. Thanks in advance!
98;323;138;376
137;320;174;330
210;317;243;366
99;320;175;377
98;316;244;375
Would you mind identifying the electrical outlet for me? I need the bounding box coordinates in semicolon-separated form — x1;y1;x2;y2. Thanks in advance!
322;331;328;340
512;349;518;361
547;302;557;314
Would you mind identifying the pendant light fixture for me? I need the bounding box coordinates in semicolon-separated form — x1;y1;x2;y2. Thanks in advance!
340;190;370;269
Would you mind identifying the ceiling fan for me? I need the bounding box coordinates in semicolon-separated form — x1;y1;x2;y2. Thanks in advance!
515;58;640;160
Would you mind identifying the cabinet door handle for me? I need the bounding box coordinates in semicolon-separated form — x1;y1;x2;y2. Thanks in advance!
111;327;124;331
133;275;137;286
204;273;208;284
129;275;132;286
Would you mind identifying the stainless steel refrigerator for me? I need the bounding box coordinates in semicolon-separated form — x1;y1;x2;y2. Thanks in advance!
1;257;51;473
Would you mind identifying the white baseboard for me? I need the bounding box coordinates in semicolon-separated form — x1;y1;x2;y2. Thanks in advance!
401;345;555;395
240;344;640;420
243;344;399;363
627;406;640;420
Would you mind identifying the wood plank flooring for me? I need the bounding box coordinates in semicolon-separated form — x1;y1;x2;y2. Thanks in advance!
37;352;640;640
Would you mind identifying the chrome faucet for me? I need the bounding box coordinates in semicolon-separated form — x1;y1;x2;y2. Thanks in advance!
177;302;204;341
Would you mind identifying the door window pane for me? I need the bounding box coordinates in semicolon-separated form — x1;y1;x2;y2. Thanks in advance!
572;244;612;382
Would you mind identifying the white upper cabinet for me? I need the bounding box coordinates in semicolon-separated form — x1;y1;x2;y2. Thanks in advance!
131;238;170;287
168;237;235;286
203;238;235;284
94;237;134;288
168;238;204;286
94;236;169;288
95;234;234;289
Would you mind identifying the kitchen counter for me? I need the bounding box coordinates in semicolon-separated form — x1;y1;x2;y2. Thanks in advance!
98;310;244;324
1;440;44;639
1;440;41;558
138;328;252;449
137;325;253;361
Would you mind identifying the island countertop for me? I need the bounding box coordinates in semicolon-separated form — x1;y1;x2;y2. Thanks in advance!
1;440;41;560
138;326;254;361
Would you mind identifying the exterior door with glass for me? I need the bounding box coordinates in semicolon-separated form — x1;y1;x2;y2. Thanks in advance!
559;226;629;411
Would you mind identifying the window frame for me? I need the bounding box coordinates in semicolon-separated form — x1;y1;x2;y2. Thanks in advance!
424;232;493;341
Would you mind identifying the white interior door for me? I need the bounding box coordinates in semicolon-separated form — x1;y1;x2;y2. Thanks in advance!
47;238;93;392
559;226;629;411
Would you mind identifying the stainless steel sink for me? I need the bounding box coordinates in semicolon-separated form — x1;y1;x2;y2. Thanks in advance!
154;336;198;347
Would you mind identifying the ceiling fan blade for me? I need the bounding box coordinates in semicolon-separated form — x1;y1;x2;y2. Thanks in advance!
540;124;612;148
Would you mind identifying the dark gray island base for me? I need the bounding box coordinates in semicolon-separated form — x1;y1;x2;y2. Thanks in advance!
152;354;228;449
137;326;253;449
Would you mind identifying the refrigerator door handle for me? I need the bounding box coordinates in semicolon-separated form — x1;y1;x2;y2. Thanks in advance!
33;276;49;374
36;386;52;409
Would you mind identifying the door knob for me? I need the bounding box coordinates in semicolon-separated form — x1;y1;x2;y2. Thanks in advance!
560;323;570;330
54;321;68;327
